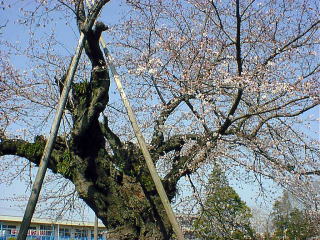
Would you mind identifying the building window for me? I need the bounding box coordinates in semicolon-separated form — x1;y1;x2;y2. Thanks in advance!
40;225;53;236
27;226;38;236
59;228;70;237
74;229;87;239
1;224;16;235
90;230;103;240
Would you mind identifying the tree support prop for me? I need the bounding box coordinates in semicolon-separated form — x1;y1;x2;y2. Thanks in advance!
16;0;111;236
97;26;185;240
17;32;86;240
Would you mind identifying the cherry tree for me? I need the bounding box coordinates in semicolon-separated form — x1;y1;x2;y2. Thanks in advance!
0;0;319;239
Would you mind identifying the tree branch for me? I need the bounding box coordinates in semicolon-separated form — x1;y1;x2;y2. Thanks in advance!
0;138;44;165
155;134;200;156
263;20;320;66
100;115;130;168
0;137;69;178
151;94;194;148
184;99;211;134
248;101;318;138
75;0;86;27
231;96;312;123
218;1;243;135
300;170;320;176
210;0;234;43
163;142;208;189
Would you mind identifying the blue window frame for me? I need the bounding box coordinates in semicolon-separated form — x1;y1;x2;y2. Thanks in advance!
74;229;87;240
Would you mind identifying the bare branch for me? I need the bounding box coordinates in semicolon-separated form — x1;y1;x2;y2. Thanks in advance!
210;0;234;43
300;171;320;176
100;115;128;164
264;20;320;65
217;0;244;136
155;134;201;156
184;99;211;134
151;94;194;148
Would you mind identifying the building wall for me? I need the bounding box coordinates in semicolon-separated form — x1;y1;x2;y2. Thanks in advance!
0;217;106;240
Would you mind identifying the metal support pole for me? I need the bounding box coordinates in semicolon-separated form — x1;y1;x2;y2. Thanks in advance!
94;216;98;240
102;44;185;240
17;33;86;240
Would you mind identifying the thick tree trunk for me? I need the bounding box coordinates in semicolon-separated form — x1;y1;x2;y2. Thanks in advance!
68;130;173;240
0;135;174;239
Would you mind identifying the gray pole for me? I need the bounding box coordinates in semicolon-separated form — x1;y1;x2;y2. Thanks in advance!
101;39;185;240
94;216;98;240
16;32;86;240
57;224;60;240
16;0;109;239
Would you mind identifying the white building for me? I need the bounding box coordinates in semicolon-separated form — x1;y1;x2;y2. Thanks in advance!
0;215;107;240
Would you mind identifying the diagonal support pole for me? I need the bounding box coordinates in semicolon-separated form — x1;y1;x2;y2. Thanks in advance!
103;43;185;240
17;33;86;240
16;0;111;235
